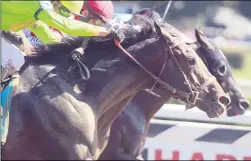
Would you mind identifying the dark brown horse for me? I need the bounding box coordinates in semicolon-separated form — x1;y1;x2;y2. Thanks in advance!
2;15;228;160
98;12;249;160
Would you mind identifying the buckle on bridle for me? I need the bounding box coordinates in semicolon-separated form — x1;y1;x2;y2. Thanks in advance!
187;91;199;105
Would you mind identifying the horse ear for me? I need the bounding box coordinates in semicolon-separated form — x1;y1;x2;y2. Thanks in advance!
195;28;214;50
195;28;206;42
154;21;173;43
154;21;165;40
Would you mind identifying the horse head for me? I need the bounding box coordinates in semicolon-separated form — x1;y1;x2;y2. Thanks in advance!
192;28;250;116
147;21;229;118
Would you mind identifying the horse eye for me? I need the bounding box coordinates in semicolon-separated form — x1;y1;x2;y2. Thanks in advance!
188;58;196;66
216;63;226;76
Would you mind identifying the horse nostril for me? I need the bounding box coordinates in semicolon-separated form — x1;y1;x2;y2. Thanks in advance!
239;99;250;109
219;96;230;106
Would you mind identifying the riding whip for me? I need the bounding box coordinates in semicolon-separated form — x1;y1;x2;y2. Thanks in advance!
162;0;172;20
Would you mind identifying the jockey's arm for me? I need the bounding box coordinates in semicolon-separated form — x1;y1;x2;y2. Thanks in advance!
27;20;61;44
37;10;108;37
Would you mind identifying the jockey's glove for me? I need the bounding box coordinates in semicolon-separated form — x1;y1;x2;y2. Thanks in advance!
107;25;125;43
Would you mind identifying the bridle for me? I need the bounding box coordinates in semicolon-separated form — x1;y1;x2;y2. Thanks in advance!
147;33;200;105
114;21;217;106
114;36;197;105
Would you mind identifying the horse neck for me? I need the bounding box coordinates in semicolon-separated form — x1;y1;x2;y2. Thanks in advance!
97;95;135;138
130;90;171;121
83;61;152;115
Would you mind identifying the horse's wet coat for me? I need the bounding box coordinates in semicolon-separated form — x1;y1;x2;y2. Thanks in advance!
3;14;227;160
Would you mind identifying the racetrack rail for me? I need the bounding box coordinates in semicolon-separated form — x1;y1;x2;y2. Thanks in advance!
153;104;251;126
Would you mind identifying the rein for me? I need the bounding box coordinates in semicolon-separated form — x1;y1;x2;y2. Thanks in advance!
114;31;198;105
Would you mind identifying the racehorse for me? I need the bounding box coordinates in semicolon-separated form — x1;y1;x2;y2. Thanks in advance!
2;14;229;160
98;11;249;160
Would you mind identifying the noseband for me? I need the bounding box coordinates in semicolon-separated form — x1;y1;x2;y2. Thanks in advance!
115;22;215;106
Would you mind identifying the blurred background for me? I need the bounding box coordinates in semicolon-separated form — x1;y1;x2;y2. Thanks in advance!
113;0;251;107
113;1;251;160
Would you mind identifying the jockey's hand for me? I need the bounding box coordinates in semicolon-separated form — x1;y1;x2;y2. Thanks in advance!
107;25;125;43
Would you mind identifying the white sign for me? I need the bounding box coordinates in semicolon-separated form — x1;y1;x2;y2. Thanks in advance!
144;139;251;160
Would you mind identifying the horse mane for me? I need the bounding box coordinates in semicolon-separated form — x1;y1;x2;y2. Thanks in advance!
25;14;156;63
